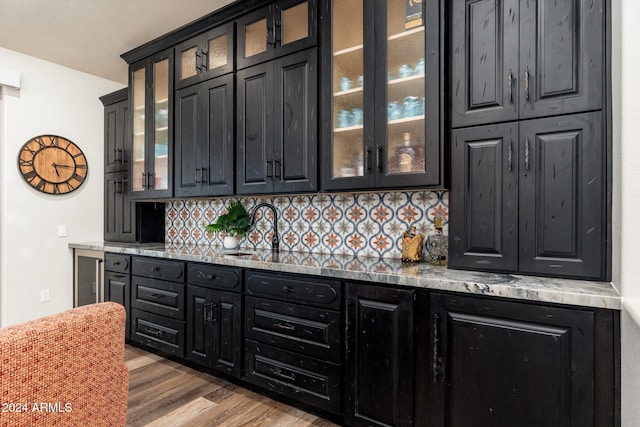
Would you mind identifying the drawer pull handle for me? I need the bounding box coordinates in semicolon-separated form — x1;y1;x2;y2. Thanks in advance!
151;266;160;272
207;274;216;281
282;286;293;293
113;261;121;266
274;322;295;331
271;367;296;382
148;293;163;299
148;329;162;336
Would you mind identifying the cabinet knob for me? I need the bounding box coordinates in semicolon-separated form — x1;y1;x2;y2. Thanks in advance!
151;266;159;272
282;286;293;293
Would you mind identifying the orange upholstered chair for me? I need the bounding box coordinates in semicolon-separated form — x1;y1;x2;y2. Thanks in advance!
0;302;128;427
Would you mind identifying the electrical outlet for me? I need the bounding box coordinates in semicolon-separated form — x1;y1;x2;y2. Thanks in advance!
57;225;67;237
40;289;50;302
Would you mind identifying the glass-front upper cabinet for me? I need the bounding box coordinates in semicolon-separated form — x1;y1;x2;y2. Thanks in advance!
129;49;174;199
236;0;317;70
175;23;234;89
322;0;442;191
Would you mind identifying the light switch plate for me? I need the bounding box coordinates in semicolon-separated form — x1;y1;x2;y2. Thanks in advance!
57;225;67;237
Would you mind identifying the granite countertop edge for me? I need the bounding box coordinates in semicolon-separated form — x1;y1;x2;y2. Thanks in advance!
70;242;621;310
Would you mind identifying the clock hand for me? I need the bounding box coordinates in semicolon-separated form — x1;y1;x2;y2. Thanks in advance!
51;162;60;177
52;164;75;169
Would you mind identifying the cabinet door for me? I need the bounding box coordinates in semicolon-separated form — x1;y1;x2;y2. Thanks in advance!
236;6;271;70
130;50;174;199
186;285;242;377
104;100;128;173
201;74;235;196
449;123;519;272
272;49;318;193
345;283;414;427
519;112;604;279
321;0;374;190
519;0;602;119
174;84;201;197
375;0;442;188
273;0;317;60
104;171;135;243
450;0;519;128
105;271;131;339
147;51;173;198
236;62;274;194
428;293;594;427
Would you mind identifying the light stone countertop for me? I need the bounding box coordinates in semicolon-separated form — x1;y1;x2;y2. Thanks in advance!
69;241;621;310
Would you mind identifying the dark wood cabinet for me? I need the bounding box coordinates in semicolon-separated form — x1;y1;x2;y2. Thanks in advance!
105;253;132;340
450;0;603;128
175;73;234;197
450;112;605;279
236;0;317;70
129;49;174;199
321;0;443;191
243;270;342;415
101;90;136;243
105;271;131;339
426;292;604;427
345;283;414;427
103;90;130;173
186;285;242;377
130;256;186;356
175;23;234;89
236;48;318;194
104;171;135;243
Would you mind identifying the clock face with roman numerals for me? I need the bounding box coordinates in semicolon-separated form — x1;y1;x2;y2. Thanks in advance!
18;135;88;194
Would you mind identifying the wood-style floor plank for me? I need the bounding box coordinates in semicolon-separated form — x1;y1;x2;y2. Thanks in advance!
125;345;341;427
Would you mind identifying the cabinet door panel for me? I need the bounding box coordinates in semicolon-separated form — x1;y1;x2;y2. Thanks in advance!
273;49;318;193
519;0;602;119
449;123;519;272
186;286;209;365
451;0;519;127
174;85;200;197
237;63;274;194
519;112;604;278
274;0;318;59
345;283;413;427
429;293;594;427
237;7;270;70
214;292;242;377
105;271;131;339
202;74;234;196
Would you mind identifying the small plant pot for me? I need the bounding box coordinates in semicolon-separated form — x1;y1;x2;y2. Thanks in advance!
223;235;239;250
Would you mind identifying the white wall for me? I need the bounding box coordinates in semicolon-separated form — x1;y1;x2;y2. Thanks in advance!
0;47;124;326
613;0;640;424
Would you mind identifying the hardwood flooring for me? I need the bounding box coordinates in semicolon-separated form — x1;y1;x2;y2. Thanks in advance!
125;345;340;427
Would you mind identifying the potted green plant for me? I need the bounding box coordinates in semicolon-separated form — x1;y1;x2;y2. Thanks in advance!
205;201;251;249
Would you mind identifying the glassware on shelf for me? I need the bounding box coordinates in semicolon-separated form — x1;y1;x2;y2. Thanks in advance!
337;110;352;128
415;57;425;75
351;107;363;126
403;96;420;117
398;64;413;78
357;74;364;87
388;101;402;120
339;77;353;91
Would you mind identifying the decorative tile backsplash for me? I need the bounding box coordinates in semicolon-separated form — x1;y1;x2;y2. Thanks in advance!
166;190;448;259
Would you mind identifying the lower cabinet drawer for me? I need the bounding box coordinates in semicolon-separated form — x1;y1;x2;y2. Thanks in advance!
132;276;185;320
244;339;341;415
131;308;185;358
245;296;341;362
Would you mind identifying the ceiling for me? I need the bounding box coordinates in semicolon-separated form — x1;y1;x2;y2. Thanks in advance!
0;0;235;84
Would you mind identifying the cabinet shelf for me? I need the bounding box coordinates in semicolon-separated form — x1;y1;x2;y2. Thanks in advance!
334;86;363;97
389;115;425;126
334;124;364;134
388;26;424;42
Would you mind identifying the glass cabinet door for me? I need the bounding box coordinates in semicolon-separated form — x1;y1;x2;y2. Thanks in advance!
131;66;146;193
384;0;426;176
331;0;366;181
152;57;169;192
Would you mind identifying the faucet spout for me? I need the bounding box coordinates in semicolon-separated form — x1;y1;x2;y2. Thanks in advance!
249;203;280;253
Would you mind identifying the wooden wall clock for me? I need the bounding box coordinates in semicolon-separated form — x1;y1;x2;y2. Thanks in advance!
18;135;88;194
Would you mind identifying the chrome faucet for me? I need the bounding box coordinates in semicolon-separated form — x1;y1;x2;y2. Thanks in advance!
249;203;280;253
